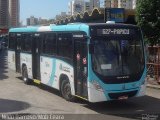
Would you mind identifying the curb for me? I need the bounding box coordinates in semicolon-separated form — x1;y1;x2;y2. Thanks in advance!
147;84;160;90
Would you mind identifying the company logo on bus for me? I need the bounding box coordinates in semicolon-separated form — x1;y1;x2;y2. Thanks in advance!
73;34;84;38
59;64;70;73
117;76;129;79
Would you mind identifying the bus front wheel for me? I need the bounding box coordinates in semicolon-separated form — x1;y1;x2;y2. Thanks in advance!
60;78;75;102
22;66;31;85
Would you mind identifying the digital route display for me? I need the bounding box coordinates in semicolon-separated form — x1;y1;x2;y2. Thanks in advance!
97;28;136;36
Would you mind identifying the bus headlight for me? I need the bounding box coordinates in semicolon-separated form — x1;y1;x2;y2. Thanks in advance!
92;80;103;91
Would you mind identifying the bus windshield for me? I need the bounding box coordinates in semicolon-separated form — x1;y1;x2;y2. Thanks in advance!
92;36;144;77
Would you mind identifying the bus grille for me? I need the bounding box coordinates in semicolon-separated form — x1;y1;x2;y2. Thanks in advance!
108;90;138;100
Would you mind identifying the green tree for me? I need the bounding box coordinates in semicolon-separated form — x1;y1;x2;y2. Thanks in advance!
136;0;160;45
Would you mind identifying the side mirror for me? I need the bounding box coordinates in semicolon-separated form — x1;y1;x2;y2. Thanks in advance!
89;43;95;54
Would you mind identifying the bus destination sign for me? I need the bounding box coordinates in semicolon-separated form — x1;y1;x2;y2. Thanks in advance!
97;28;135;36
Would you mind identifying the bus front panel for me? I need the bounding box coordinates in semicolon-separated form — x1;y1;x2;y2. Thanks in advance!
87;25;146;102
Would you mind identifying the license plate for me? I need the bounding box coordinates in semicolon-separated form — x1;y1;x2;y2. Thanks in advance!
118;96;128;100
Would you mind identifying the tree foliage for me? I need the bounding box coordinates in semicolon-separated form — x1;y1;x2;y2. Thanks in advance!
136;0;160;45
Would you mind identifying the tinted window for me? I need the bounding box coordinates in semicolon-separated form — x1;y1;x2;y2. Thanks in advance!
42;33;56;55
22;34;32;52
58;33;73;59
9;33;16;50
92;37;144;77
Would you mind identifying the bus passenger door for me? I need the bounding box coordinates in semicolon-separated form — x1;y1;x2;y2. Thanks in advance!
32;33;41;80
74;41;88;99
15;33;21;73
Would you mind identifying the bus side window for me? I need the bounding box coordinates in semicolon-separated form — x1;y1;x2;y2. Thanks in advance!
9;33;16;50
57;33;73;59
21;34;32;52
42;33;56;55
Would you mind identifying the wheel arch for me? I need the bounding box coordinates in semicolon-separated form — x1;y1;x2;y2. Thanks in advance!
59;74;70;90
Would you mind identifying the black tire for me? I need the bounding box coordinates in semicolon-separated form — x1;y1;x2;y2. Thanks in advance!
60;78;75;102
22;66;32;85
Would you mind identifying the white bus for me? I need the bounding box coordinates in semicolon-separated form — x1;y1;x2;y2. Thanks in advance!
8;23;146;102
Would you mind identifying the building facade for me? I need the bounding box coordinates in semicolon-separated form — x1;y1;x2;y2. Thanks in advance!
9;0;20;27
89;0;100;10
68;0;85;15
68;0;101;15
104;0;111;8
68;1;74;15
0;0;9;28
104;0;136;9
84;1;90;12
55;12;67;21
27;16;39;26
132;0;137;9
118;0;133;9
0;0;19;28
111;0;118;8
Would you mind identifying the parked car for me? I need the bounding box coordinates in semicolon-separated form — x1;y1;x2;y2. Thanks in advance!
0;36;8;50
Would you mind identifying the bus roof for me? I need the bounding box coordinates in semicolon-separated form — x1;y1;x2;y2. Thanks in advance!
9;23;89;33
9;23;138;33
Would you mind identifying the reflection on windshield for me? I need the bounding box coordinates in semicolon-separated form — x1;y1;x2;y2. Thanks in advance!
92;38;144;77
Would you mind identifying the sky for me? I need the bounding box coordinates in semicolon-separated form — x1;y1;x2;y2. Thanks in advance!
20;0;103;25
20;0;71;24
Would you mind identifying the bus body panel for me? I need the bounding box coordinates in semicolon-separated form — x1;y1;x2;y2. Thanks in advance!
87;54;146;102
20;53;33;79
88;82;107;102
38;26;52;32
40;56;54;85
51;24;89;34
54;59;75;95
51;25;67;32
8;50;16;71
9;27;39;33
40;56;75;95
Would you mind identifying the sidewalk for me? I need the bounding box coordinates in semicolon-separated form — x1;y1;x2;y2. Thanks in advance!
147;84;160;89
147;77;160;89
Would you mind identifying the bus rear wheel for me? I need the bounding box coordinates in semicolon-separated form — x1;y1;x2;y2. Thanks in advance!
60;78;75;102
22;66;31;85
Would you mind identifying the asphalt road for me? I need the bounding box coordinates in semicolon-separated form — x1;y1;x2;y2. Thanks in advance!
0;50;160;120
